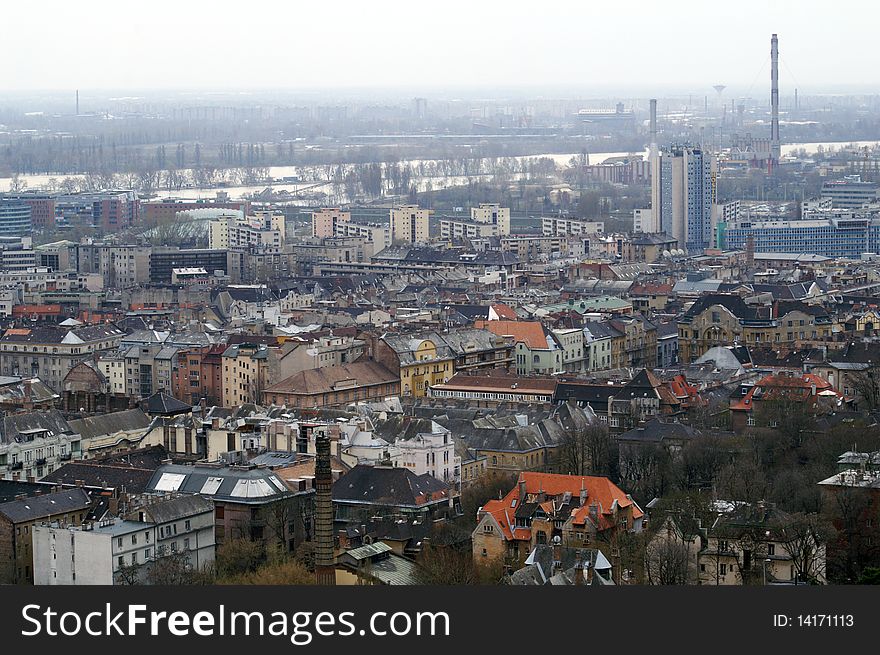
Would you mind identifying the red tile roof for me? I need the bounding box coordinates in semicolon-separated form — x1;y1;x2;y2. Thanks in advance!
480;472;642;541
475;320;548;350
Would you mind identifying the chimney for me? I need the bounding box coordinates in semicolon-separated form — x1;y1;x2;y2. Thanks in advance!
589;502;598;523
770;34;781;167
552;536;562;575
579;479;587;506
313;431;336;586
27;476;35;483
574;550;587;585
518;475;527;505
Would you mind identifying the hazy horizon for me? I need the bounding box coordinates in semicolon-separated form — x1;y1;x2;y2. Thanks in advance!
3;0;877;94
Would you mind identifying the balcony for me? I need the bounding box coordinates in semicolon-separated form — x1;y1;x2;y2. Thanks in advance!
10;461;23;470
60;453;72;461
35;458;47;466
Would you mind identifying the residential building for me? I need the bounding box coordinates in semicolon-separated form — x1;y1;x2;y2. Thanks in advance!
0;324;125;392
652;145;716;252
473;472;643;567
311;208;351;238
475;320;563;375
541;216;604;237
699;502;825;585
677;294;832;363
262;361;400;408
0;192;56;230
332;465;454;524
0;410;82;481
172;344;225;406
144;463;314;551
390;205;431;244
0;487;91;584
33;495;215;585
221;342;270;407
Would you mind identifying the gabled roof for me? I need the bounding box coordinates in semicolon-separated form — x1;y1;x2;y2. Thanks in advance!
332;465;450;508
0;488;92;524
69;409;153;441
475;320;550;350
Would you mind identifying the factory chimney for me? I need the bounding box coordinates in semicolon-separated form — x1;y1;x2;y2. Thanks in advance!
649;99;657;147
314;431;336;585
770;34;781;166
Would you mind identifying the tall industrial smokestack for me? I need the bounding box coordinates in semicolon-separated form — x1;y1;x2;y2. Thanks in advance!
649;99;657;146
770;33;780;165
314;431;336;585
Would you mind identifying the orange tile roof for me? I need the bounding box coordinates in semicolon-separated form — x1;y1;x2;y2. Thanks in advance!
490;303;519;320
475;319;548;350
481;472;643;542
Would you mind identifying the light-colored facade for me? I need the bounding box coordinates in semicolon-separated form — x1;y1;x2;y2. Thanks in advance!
390;205;431;244
209;213;284;251
393;423;461;486
312;208;351;238
541;217;604;237
222;343;271;407
33;497;215;585
0;325;125;393
652;145;717;252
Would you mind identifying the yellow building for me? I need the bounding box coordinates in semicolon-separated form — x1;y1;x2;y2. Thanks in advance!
221;342;271;407
373;334;453;397
390;205;431;244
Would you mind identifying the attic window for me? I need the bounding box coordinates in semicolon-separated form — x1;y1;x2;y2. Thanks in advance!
510;499;517;508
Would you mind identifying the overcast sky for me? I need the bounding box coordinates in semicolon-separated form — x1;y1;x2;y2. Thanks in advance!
2;0;875;94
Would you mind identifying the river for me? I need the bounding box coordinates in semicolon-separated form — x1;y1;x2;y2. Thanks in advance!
1;139;878;196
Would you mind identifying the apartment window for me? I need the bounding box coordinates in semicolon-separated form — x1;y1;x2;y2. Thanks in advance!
117;537;123;548
118;556;124;568
131;553;137;565
720;564;727;575
483;524;493;533
145;548;151;559
185;520;191;531
184;538;190;550
768;543;775;555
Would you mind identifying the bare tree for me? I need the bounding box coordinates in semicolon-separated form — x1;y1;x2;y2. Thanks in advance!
644;520;693;585
776;512;829;584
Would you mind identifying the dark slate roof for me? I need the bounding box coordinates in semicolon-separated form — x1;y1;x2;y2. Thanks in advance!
137;495;214;524
42;462;157;494
682;294;762;322
617;419;700;443
0;409;74;445
828;342;880;364
332;465;450;508
776;300;830;318
0;488;92;523
0;480;60;504
555;381;619;405
144;463;300;504
68;409;153;441
141;392;192;416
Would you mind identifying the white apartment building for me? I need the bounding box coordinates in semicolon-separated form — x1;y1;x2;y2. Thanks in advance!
96;354;127;394
541;216;605;237
209;213;285;251
33;495;215;585
393;422;461;486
